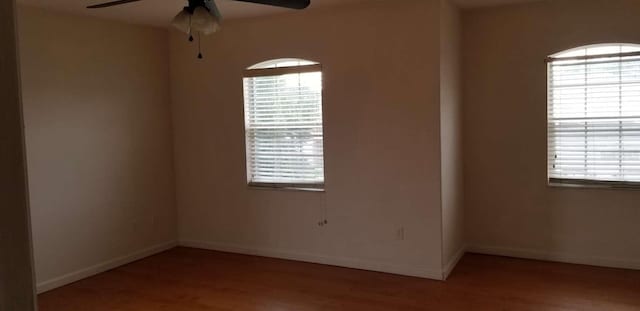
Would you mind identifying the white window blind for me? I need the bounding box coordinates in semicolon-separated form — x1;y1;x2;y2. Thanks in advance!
548;44;640;185
243;59;324;188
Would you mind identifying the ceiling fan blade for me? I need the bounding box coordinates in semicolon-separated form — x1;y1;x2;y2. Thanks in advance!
87;0;143;9
230;0;310;10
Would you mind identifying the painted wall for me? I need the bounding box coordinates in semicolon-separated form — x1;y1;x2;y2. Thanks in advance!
170;0;446;278
0;0;36;309
439;0;464;278
17;6;177;291
463;0;640;269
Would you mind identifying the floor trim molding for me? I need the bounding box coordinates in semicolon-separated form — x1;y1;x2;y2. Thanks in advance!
468;245;640;271
37;240;178;293
443;245;466;280
179;240;443;280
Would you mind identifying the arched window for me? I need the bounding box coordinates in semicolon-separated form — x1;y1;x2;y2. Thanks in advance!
242;59;325;190
547;44;640;186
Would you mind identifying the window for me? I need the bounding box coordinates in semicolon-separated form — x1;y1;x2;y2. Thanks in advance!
242;59;325;190
547;44;640;187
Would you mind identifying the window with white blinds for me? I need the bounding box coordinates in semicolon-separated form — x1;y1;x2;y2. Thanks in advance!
243;59;325;189
548;44;640;186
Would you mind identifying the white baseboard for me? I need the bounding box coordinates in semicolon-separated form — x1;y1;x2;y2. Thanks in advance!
467;245;640;271
37;240;177;293
443;245;466;280
179;240;443;280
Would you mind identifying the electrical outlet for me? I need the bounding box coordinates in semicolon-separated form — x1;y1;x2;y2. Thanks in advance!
396;227;405;241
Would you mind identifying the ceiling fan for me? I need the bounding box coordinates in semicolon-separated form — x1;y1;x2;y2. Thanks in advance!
87;0;311;58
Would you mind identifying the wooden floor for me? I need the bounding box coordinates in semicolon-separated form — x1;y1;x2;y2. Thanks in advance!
39;247;640;311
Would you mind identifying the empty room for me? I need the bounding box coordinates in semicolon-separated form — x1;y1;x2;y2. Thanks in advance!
2;0;640;310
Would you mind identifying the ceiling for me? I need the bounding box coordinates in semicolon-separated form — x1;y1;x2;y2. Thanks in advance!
17;0;542;27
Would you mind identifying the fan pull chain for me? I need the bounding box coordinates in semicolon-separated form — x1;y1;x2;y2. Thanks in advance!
188;15;194;42
197;32;203;59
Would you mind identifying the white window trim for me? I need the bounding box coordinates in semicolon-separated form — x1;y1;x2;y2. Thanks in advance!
547;44;640;189
242;60;326;191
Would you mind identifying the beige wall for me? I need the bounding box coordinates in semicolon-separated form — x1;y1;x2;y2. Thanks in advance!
439;0;464;277
463;0;640;269
170;0;446;278
17;6;177;291
0;0;36;309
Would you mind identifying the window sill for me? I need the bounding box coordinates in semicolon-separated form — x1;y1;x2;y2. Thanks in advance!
248;183;325;193
548;179;640;191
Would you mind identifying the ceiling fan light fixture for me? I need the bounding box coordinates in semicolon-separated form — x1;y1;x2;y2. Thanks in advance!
191;6;220;35
171;9;191;35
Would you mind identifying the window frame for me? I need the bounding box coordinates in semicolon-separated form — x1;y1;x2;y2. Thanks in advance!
242;59;326;192
546;44;640;190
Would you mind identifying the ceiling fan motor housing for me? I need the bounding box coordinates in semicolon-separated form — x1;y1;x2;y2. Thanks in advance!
185;0;212;14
